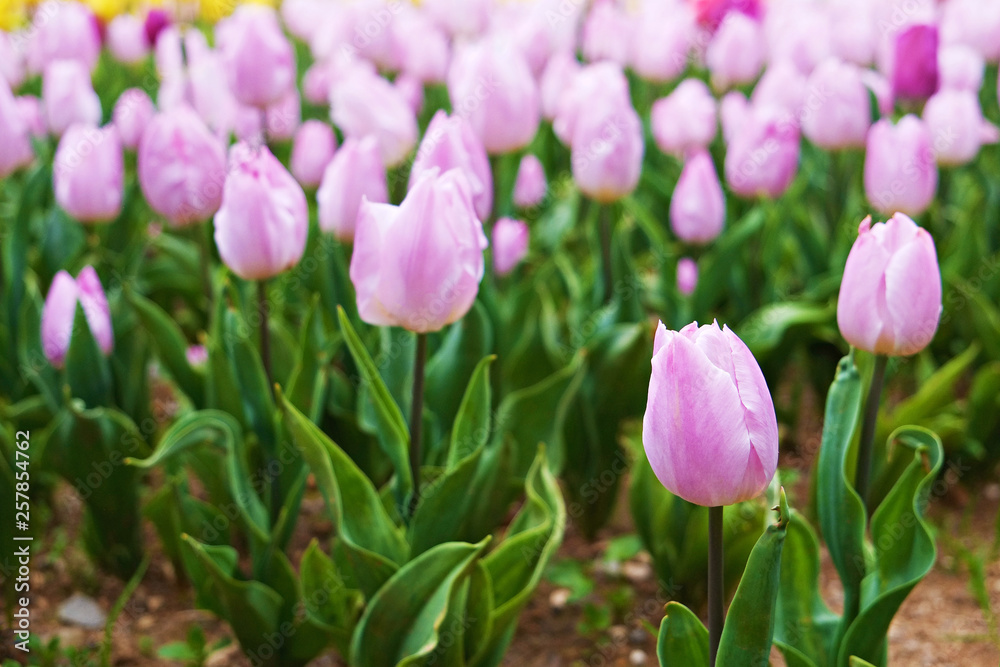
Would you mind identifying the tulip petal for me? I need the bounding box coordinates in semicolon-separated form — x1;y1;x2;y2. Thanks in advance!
881;229;942;355
40;271;79;367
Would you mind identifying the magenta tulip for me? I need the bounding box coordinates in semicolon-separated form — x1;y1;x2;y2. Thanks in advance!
642;319;779;507
724;104;800;199
144;8;171;48
138;107;227;227
864;115;937;216
42;59;101;136
513;154;547;209
317;136;388;241
290;120;336;188
677;258;698;296
651;78;717;157
492;217;529;276
801;59;871;150
26;1;101;73
41;266;113;368
705;12;765;90
890;24;939;101
107;14;150;64
331;66;417;168
671;150;725;244
54;124;124;223
410;110;492;220
216;5;296;108
693;0;762;30
112;88;155;150
0;80;34;178
350;169;488;333
837;214;941;356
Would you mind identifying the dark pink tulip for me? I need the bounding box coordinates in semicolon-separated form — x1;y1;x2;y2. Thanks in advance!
290;120;336;188
216;5;296;108
317;136;388;242
492;217;529;276
144;9;171;48
891;24;939;101
671;150;725;245
54;124;124;223
41;266;113;368
692;0;761;30
112;88;155;150
410;110;492;221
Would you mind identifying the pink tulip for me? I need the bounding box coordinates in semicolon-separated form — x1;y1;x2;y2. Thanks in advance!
513;154;547;209
630;1;693;82
493;3;563;77
864;115;937;216
16;95;46;138
677;258;698;296
0;80;34;178
330;66;417;167
54;124;124;223
112;88;155;150
290;120;336;188
581;0;632;65
750;61;807;118
303;62;334;105
642;319;779;507
186;344;208;367
422;0;491;37
801;59;871;150
671;150;725;244
827;0;876;65
265;88;301;141
651;78;717;157
448;36;539;155
923;90;999;166
350;169;488;333
940;0;1000;62
391;7;450;83
540;52;581;121
394;73;424;115
317;136;388;241
705;12;764;90
154;24;183;80
214;143;308;280
938;45;984;92
724;104;800;199
26;1;101;73
890;24;939;101
764;0;832;75
692;0;761;30
0;30;26;87
107;14;150;64
837;214;941;356
184;34;241;137
138;108;227;227
42;60;101;136
216;5;296;108
571;97;644;203
719;90;750;144
41;266;114;368
410;110;492;221
554;62;631;147
492;217;529;276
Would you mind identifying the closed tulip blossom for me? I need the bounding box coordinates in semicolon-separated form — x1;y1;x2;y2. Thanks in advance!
837;214;941;356
554;62;631;146
513;154;547;209
317;136;388;241
410;110;492;220
581;0;632;65
677;257;699;296
571;96;644;203
890;24;939;101
671;150;725;244
391;7;450;83
801;59;871;149
642;319;779;507
492;217;529;276
264;88;301;141
864;115;937;216
54;124;124;223
724;104;800;199
350;169;488;333
630;1;693;82
107;14;150;64
750;61;806;118
0;80;34;178
0;31;25;88
138;107;227;226
540;52;581;121
26;0;101;73
216;5;296;108
113;88;155;150
705;12;765;90
42;60;101;136
941;0;1000;62
923;89;999;166
41;266;113;368
290;120;336;188
938;45;983;92
331;66;418;168
16;95;46;138
214;143;308;281
651;79;718;157
144;8;172;48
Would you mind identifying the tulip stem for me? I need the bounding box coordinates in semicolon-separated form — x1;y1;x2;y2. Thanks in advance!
708;505;724;666
258;280;272;391
855;354;888;508
600;205;614;304
408;333;428;517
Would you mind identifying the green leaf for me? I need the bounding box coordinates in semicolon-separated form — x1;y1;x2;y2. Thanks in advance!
849;658;878;667
656;602;709;666
349;539;489;667
408;447;491;557
448;355;496;468
299;539;361;655
716;489;790;666
284;296;331;424
223;307;278;453
64;303;113;408
737;301;835;358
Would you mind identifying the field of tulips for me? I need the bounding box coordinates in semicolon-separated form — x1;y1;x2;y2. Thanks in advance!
2;0;1000;664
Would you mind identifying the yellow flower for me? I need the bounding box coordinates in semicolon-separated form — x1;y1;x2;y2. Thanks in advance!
84;0;126;21
0;0;27;30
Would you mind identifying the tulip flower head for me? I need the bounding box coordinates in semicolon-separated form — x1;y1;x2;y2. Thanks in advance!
0;79;34;178
410;110;492;220
863;115;937;216
642;319;779;507
41;266;113;368
651;78;718;157
890;24;939;101
42;59;101;136
113;88;155;150
677;258;699;296
216;5;296;108
671;149;725;245
492;217;529;276
513;154;547;209
317;136;388;242
54;124;124;223
290;120;337;188
837;214;942;356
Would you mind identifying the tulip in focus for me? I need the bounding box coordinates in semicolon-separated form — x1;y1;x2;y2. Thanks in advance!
705;12;765;90
651;79;718;157
139;108;228;227
113;88;155;150
890;24;939;101
837;213;941;356
864;115;937;216
317;136;388;242
216;5;296;108
107;14;150;64
410;110;492;220
642;319;779;507
671;150;725;244
41;266;113;368
0;79;34;178
350;169;488;333
492;217;529;276
54;124;124;223
513;154;547;209
724;104;800;199
43;60;101;136
922;89;999;166
801;59;871;150
677;258;698;296
331;66;418;168
290;120;336;188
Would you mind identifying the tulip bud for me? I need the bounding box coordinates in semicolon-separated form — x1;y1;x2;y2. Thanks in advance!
801;59;871;150
570;91;644;203
693;0;762;30
719;90;750;144
513;154;547;209
0;80;34;178
113;88;155;150
581;0;632;65
864;115;937;216
724;104;800;199
448;36;540;155
837;214;941;356
214;143;308;280
890;24;939;101
651;78;717;157
750;61;806;118
107;14;150;64
705;12;765;90
42;59;101;136
422;0;490;38
138;107;227;226
630;1;693;82
41;266;113;368
317;136;388;241
642;319;779;507
290;120;336;188
677;258;698;296
938;45;983;92
553;62;630;146
391;7;450;83
186;344;208;367
492;217;529;276
16;95;46;138
828;0;876;65
26;1;101;73
264;88;301;142
410;110;492;220
216;5;296;108
395;73;424;115
764;0;831;75
940;0;1000;62
331;66;418;168
923;89;999;167
54;124;124;223
350;169;488;333
0;29;26;88
671;150;725;244
540;52;581;121
302;62;333;106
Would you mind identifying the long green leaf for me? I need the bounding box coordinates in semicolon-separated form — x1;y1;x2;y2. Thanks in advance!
656;602;709;666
